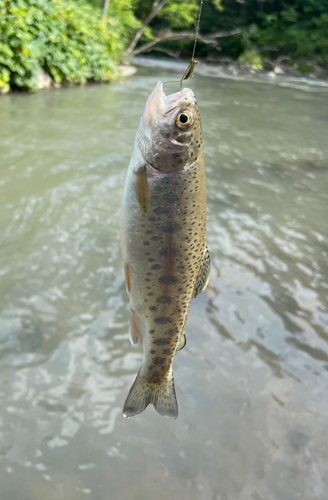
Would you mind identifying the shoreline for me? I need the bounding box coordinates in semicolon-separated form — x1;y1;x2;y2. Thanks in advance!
0;65;137;95
1;58;327;96
202;56;328;81
133;55;328;83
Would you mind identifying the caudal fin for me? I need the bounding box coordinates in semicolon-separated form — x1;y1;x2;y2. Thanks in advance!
123;370;178;419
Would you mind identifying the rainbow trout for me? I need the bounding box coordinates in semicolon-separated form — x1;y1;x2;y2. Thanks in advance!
121;81;210;418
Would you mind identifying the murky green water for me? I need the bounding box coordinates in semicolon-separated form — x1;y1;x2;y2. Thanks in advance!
1;61;328;500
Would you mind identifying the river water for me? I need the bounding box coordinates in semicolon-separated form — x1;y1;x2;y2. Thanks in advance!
0;60;328;500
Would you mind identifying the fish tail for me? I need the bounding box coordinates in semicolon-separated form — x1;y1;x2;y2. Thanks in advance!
123;369;178;419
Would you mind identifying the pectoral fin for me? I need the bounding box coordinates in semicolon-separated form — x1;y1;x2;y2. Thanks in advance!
134;165;150;213
193;245;211;298
129;313;142;345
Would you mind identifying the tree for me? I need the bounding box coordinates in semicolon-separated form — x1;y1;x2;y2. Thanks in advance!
123;0;240;62
102;0;110;14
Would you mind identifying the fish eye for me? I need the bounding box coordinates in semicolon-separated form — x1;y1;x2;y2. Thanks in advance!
179;113;188;124
176;111;193;128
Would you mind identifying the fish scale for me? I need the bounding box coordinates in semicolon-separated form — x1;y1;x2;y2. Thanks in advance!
121;82;210;418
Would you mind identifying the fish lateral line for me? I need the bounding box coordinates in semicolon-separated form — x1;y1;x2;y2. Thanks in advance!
161;235;176;316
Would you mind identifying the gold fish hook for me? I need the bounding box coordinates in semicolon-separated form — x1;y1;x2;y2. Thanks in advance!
179;57;199;90
163;58;198;90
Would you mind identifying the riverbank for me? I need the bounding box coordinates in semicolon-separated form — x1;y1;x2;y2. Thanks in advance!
0;0;139;95
30;56;328;92
133;55;328;83
1;55;327;97
0;65;137;95
203;56;328;81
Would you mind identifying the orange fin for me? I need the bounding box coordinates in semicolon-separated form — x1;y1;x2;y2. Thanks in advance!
129;313;142;345
124;263;131;293
134;165;150;213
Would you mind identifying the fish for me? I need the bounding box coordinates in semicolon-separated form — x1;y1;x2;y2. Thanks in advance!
120;81;210;418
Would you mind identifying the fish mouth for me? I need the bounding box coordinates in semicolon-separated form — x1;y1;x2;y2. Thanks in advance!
143;82;166;125
144;82;195;123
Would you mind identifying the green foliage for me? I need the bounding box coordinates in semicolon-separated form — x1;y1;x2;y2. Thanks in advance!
238;49;263;70
107;0;141;39
212;0;223;14
0;0;140;93
159;1;199;29
250;2;328;62
136;0;202;32
2;0;327;94
129;0;225;59
148;0;328;70
200;0;328;68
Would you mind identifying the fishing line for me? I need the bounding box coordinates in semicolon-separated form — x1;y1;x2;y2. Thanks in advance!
164;0;204;90
192;0;204;63
179;0;204;89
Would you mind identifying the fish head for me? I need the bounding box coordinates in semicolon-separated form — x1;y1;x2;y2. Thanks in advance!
138;81;203;173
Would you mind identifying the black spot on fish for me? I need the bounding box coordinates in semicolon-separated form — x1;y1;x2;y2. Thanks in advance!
151;264;161;270
149;329;155;334
159;247;178;258
163;192;179;203
154;316;171;325
158;275;178;285
161;223;180;234
154;338;169;346
153;356;165;366
149;306;157;311
154;206;167;215
157;296;173;305
166;328;175;336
